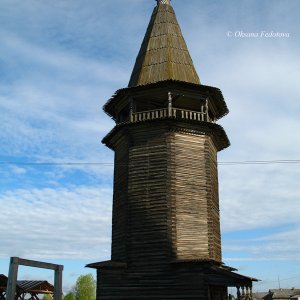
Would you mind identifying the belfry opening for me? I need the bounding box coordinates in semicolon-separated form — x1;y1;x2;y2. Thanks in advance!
87;1;258;299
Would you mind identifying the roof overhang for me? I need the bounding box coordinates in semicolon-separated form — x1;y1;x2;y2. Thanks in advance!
206;265;259;287
103;80;229;121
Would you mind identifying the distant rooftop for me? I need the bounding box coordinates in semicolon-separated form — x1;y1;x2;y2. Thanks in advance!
253;292;268;299
261;289;300;300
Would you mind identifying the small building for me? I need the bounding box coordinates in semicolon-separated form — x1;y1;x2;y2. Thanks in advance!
0;274;54;300
263;289;300;300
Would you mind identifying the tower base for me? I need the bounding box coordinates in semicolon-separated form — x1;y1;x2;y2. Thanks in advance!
87;261;255;300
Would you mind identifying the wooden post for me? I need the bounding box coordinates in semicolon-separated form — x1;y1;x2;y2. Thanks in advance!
201;105;204;121
242;286;245;298
205;98;209;122
237;286;241;300
246;286;249;299
130;98;134;122
54;266;63;300
6;257;63;300
6;257;19;300
168;92;172;117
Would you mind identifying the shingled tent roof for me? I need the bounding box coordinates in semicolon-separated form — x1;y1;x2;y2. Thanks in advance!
128;0;200;87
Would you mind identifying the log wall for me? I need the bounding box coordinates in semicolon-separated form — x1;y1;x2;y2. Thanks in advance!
97;266;209;300
110;121;223;267
100;119;228;299
169;132;221;261
111;135;130;262
127;128;170;267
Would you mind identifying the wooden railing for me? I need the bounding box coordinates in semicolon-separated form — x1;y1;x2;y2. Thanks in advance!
131;108;168;123
131;108;213;123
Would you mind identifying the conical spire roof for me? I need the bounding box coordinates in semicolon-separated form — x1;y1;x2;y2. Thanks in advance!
128;0;200;87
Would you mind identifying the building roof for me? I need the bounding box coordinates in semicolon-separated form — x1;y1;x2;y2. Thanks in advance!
103;80;229;121
205;264;259;287
86;260;127;269
128;0;200;87
266;289;300;299
0;274;54;295
17;280;54;294
253;292;268;300
0;274;7;291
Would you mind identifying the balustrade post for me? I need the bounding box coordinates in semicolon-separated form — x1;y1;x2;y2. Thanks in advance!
168;92;173;117
201;105;204;121
205;98;209;122
130;98;134;122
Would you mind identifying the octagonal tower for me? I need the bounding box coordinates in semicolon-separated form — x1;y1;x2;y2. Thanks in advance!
87;1;257;299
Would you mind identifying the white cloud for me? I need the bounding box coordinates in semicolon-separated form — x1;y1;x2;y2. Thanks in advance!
0;187;112;260
10;166;27;175
223;225;300;263
220;163;300;232
0;32;118;179
0;30;129;86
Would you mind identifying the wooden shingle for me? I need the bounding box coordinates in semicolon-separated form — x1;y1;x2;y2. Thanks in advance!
128;2;200;87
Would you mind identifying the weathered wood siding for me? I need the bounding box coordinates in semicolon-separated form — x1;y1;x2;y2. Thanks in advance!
127;128;170;267
97;265;209;300
100;120;227;299
209;285;228;300
168;132;221;262
109;121;223;265
111;135;130;262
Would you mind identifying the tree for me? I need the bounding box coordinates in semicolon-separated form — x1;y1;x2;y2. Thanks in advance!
42;295;52;300
74;274;96;300
63;292;75;300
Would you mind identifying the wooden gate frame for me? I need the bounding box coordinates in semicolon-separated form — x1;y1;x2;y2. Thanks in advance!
6;257;63;300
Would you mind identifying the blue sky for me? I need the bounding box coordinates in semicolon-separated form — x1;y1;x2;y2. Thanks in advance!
0;0;300;294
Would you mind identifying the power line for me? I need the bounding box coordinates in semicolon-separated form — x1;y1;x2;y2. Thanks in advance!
0;159;300;166
0;162;113;166
255;275;300;286
218;160;300;165
1;159;300;166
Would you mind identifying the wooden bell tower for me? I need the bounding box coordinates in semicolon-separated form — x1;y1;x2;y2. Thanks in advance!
87;1;257;299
